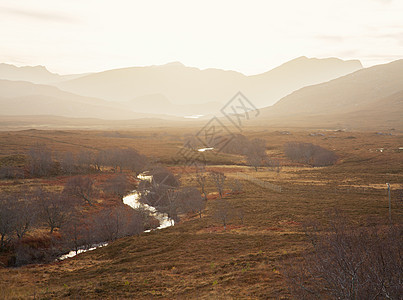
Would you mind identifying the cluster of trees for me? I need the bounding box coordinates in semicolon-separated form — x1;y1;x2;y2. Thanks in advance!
0;145;148;179
54;147;147;175
283;216;402;299
222;134;282;171
138;167;206;222
284;142;338;167
0;173;151;266
0;165;25;179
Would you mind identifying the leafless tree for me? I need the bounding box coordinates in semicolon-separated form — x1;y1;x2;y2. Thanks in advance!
210;171;226;199
149;166;180;188
93;150;106;172
230;179;243;194
104;174;134;198
123;148;148;175
235;208;245;225
102;148;147;174
0;166;24;179
282;215;402;299
77;150;94;171
92;206;144;242
61;214;90;254
27;144;53;177
164;189;180;224
59;151;76;175
214;199;232;230
35;188;76;234
139;167;180;208
195;166;208;200
245;138;267;171
179;187;205;218
12;197;36;240
0;194;15;248
284;142;337;167
64;176;96;205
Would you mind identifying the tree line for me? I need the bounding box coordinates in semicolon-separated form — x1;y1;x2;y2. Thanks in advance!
0;145;148;179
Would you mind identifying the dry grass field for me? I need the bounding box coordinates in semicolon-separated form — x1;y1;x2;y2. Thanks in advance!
0;128;402;299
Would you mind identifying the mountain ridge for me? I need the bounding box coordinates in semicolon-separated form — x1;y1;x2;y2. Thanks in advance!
54;56;363;108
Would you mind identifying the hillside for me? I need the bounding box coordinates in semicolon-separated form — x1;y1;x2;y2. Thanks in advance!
0;129;401;298
55;57;362;110
256;60;403;129
0;80;177;120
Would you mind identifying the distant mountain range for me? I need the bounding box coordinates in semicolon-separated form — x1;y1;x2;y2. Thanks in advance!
0;57;362;117
0;63;89;84
0;57;402;130
55;57;362;109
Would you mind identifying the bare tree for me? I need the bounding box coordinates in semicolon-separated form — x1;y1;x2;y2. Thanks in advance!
35;188;75;234
0;194;15;248
93;150;106;172
12;198;36;240
282;216;402;299
195;166;208;200
284;142;337;167
64;176;96;205
102;148;147;174
77;150;93;171
245;138;267;171
61;214;90;254
179;187;205;218
139;167;180;209
214;199;232;230
230;179;243;194
59;151;76;175
123;148;148;175
235;208;245;225
27;144;53;177
0;166;24;179
92;206;144;242
210;171;226;199
104;174;134;198
164;189;180;224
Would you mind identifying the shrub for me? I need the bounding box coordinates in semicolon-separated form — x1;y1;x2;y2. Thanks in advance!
284;142;337;166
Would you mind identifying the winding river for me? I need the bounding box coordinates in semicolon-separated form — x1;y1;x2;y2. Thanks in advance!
58;173;173;260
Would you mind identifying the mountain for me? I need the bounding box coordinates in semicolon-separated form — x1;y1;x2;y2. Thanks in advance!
257;60;403;129
0;63;88;84
55;57;362;111
0;80;176;120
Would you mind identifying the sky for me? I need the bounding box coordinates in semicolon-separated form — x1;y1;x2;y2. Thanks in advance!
0;0;402;75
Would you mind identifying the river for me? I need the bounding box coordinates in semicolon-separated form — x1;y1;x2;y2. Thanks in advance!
58;173;173;260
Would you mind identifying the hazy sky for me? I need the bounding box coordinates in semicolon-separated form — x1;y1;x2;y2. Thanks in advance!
0;0;402;75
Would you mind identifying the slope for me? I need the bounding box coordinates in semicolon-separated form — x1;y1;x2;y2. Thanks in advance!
256;60;403;129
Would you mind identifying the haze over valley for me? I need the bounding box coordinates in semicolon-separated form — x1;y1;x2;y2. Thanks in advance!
0;1;402;299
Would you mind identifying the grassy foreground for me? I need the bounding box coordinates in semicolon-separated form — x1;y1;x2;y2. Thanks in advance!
0;128;401;299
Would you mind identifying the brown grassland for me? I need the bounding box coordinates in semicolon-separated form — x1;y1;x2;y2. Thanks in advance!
0;127;402;299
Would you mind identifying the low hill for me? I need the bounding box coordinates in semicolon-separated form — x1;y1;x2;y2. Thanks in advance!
0;80;178;120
